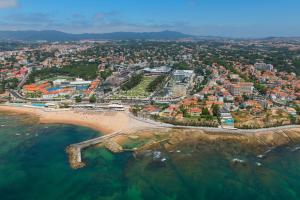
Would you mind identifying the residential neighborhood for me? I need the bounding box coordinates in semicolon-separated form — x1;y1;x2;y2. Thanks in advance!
1;39;300;129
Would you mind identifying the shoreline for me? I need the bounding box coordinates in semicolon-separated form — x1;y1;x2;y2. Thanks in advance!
127;111;300;135
2;104;300;135
2;104;300;169
0;105;156;135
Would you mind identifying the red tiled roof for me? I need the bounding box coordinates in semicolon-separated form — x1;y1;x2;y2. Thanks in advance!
189;107;201;113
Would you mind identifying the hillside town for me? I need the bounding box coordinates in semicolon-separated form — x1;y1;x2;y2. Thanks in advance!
1;39;300;129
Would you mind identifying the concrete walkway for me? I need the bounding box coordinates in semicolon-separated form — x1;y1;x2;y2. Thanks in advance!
127;113;300;134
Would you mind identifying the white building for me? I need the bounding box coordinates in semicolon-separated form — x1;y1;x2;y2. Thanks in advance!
255;63;274;71
143;66;172;74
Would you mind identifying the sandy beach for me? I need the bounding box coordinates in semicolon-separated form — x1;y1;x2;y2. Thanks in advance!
0;105;155;134
2;104;300;137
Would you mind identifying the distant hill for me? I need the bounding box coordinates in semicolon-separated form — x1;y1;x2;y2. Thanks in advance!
0;30;194;42
261;36;300;41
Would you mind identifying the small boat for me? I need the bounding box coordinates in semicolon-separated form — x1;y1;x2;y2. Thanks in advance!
1;125;5;127
161;158;167;162
176;150;181;153
256;162;262;167
16;133;21;136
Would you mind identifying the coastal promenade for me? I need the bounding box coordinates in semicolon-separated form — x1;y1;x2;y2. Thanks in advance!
128;113;300;134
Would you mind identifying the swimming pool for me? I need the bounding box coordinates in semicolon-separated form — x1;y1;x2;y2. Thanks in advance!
47;87;61;92
224;119;234;125
31;103;46;107
76;86;88;91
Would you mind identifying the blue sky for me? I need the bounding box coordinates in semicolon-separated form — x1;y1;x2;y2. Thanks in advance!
0;0;299;37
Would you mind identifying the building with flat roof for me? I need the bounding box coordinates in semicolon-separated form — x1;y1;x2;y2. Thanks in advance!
53;79;70;86
169;70;195;97
255;63;274;71
229;82;254;96
143;66;172;75
172;70;194;83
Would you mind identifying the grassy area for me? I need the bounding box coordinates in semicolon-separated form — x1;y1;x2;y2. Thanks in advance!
116;76;156;98
232;109;292;129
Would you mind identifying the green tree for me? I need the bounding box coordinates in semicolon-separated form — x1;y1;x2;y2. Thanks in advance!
100;70;112;80
202;107;210;116
75;96;82;103
173;62;190;70
255;84;267;95
27;62;99;81
26;74;35;84
89;94;97;103
179;105;188;117
0;81;5;94
212;104;220;117
242;94;250;101
289;115;296;124
6;78;19;89
146;75;166;92
295;106;300;115
121;74;143;91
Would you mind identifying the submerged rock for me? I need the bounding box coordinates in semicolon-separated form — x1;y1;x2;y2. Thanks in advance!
153;151;162;159
257;154;265;158
129;135;139;140
232;158;246;164
104;140;123;153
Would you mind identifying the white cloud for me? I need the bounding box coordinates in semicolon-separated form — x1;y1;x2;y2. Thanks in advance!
1;10;299;37
0;0;17;8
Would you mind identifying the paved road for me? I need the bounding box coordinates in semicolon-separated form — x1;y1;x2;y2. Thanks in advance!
17;67;32;90
128;113;300;134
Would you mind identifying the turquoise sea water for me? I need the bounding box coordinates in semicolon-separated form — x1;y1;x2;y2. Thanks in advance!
0;113;300;200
